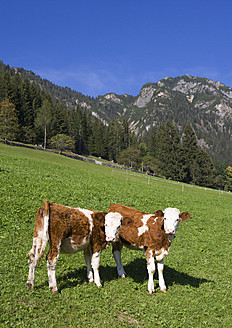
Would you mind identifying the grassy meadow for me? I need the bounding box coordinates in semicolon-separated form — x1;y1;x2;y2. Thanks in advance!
0;143;231;327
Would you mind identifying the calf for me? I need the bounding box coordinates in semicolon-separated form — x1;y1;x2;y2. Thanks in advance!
27;200;122;293
107;203;190;294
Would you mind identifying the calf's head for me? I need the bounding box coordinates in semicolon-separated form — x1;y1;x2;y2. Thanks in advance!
155;208;190;235
105;212;123;242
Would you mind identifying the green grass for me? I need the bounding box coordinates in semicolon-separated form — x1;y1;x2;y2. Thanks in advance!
0;143;231;327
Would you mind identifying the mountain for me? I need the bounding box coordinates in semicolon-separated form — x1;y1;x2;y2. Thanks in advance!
104;75;232;163
48;74;232;163
1;61;231;163
91;76;232;163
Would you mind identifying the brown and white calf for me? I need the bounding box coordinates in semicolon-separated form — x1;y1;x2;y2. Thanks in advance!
27;200;122;293
107;203;190;294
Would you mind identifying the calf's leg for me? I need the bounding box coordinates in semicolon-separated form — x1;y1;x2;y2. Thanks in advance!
157;259;167;292
146;249;155;294
46;245;60;293
112;242;126;278
84;247;94;283
27;234;48;290
91;252;102;287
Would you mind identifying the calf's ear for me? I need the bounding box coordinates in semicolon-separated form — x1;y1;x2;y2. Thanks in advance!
154;210;164;217
122;217;133;227
179;212;191;222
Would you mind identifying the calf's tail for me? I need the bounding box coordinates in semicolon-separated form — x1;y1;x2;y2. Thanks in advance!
38;199;50;261
27;200;50;290
29;200;50;263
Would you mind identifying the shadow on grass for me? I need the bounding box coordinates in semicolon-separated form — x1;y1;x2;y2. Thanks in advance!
0;169;8;173
124;258;212;288
55;257;212;292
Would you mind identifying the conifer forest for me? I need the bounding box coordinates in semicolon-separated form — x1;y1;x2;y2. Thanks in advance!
0;61;231;191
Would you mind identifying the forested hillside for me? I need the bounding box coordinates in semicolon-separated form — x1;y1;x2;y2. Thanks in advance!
1;61;231;164
0;60;231;190
0;61;137;159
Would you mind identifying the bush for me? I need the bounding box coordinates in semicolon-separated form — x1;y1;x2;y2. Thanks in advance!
49;134;75;154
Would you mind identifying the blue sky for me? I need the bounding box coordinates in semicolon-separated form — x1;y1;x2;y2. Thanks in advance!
1;0;232;97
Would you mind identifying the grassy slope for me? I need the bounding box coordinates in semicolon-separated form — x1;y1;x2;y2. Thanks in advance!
0;143;231;327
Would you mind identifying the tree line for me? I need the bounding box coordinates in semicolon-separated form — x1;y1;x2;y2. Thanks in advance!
0;65;231;191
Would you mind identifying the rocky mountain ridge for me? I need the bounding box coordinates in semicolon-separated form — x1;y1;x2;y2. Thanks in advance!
93;75;232;163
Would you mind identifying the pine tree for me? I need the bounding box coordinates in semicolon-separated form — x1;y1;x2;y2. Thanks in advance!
214;161;228;189
67;107;80;153
78;110;89;154
120;119;130;149
0;99;19;142
20;77;35;142
35;99;52;149
10;73;22;116
107;120;121;161
30;83;42;112
51;104;68;136
0;71;3;100
149;126;156;157
181;124;199;182
67;106;91;155
2;71;12;100
191;149;216;187
155;122;183;180
90;120;107;158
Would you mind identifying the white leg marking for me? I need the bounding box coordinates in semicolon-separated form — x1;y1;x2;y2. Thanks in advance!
27;240;37;289
113;250;126;278
27;263;35;286
84;248;94;283
27;213;49;291
91;252;102;287
47;254;59;293
147;250;155;294
157;260;167;292
27;235;47;290
27;255;36;290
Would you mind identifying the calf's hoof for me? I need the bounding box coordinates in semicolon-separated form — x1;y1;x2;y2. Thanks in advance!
27;283;34;290
161;289;167;293
50;287;58;294
121;274;126;279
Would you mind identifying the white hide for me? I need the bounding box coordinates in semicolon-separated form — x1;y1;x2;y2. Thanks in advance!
157;260;166;291
105;212;123;242
138;214;154;236
163;207;181;235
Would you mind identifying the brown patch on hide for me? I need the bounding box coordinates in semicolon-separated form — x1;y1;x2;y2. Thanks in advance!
108;203;170;254
92;212;108;253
